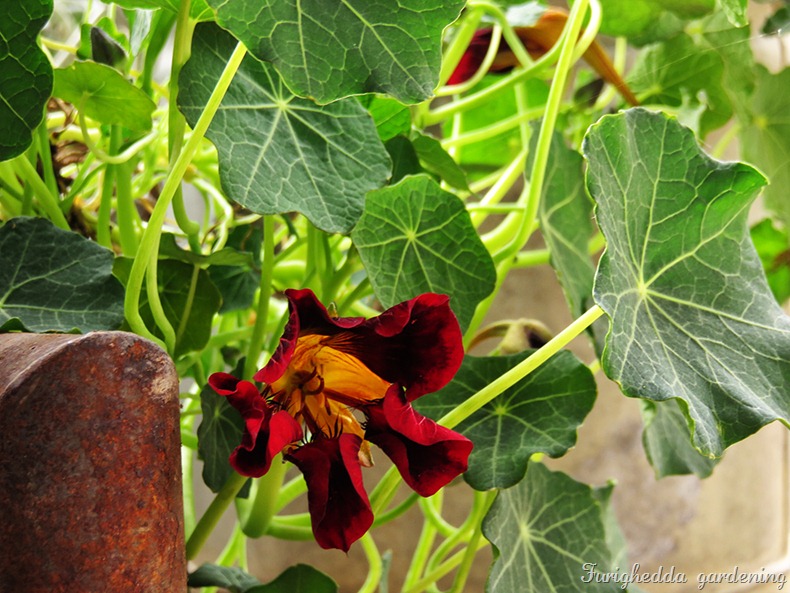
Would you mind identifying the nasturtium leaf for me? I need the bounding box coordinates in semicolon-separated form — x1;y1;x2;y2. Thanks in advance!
585;108;790;458
717;0;748;27
751;219;790;305
196;363;249;496
741;66;790;232
351;174;496;331
248;564;338;593
0;217;124;333
691;11;755;118
179;24;391;234
206;0;465;104
208;223;263;313
641;399;718;478
483;462;621;593
188;563;261;592
99;0;213;22
533;127;594;319
657;0;714;18
358;95;412;142
410;132;469;191
385;136;422;184
0;0;53;161
595;0;660;37
415;351;596;490
626;33;731;137
189;563;337;593
54;61;156;131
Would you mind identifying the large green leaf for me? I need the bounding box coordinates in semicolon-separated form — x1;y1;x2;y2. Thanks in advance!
206;0;464;104
358;94;411;142
415;351;596;490
0;217;124;332
54;61;156;131
740;66;790;232
534;127;594;319
196;371;246;494
584;108;790;458
641;399;718;478
189;563;337;593
351;174;496;331
0;0;53;161
178;24;391;234
717;0;747;27
483;462;621;593
627;33;731;137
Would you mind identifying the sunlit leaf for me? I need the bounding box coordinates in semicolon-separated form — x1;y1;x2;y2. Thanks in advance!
751;219;790;305
0;0;53;161
415;350;596;490
206;0;464;104
0;217;124;333
352;174;496;331
179;24;391;234
54;61;156;131
99;0;213;22
585;108;790;458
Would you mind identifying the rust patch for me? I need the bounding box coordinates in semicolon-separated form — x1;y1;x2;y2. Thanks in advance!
0;332;186;593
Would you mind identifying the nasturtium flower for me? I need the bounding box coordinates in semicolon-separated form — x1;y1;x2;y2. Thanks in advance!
208;288;473;552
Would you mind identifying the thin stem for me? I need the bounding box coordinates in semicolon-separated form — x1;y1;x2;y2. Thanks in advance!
244;215;275;379
447;491;496;593
185;471;248;560
403;501;439;590
275;473;307;512
124;41;247;346
12;155;69;229
358;533;383;593
371;492;419;527
144;233;177;352
36;118;58;200
236;454;288;538
445;305;604;429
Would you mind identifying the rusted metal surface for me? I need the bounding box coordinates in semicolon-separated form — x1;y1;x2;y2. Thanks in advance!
0;332;186;593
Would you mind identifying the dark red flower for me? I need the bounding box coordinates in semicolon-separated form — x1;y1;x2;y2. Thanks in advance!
209;289;471;551
364;385;473;497
208;373;302;477
286;434;373;552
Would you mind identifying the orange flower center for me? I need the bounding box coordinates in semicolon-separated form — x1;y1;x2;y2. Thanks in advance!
267;333;392;462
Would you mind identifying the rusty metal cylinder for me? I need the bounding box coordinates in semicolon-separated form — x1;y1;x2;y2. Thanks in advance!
0;332;186;593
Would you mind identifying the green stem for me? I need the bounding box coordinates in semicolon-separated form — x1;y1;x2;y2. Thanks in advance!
447;492;496;593
236;454;288;538
96;133;117;248
371;493;419;528
447;305;604;429
124;41;247;347
13;154;69;229
265;521;313;540
403;499;439;590
275;473;307;512
244;215;275;379
175;264;202;346
436;6;485;88
419;494;456;538
369;466;402;515
185;471;248;560
401;540;489;593
168;0;201;243
144;233;177;353
114;141;141;256
36;118;58;200
358;534;383;593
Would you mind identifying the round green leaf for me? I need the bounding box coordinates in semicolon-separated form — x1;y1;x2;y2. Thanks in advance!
178;24;391;234
483;462;622;593
415;351;596;490
53;61;156;131
351;174;496;331
585;108;790;458
0;0;53;161
205;0;464;104
0;217;124;332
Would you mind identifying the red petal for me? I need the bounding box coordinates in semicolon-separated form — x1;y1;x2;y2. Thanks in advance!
208;373;302;478
447;29;495;85
268;289;463;402
286;434;373;552
364;386;473;497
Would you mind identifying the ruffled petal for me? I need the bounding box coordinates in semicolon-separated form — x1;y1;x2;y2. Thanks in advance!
364;386;473;497
286;434;373;552
273;289;463;401
208;373;302;478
